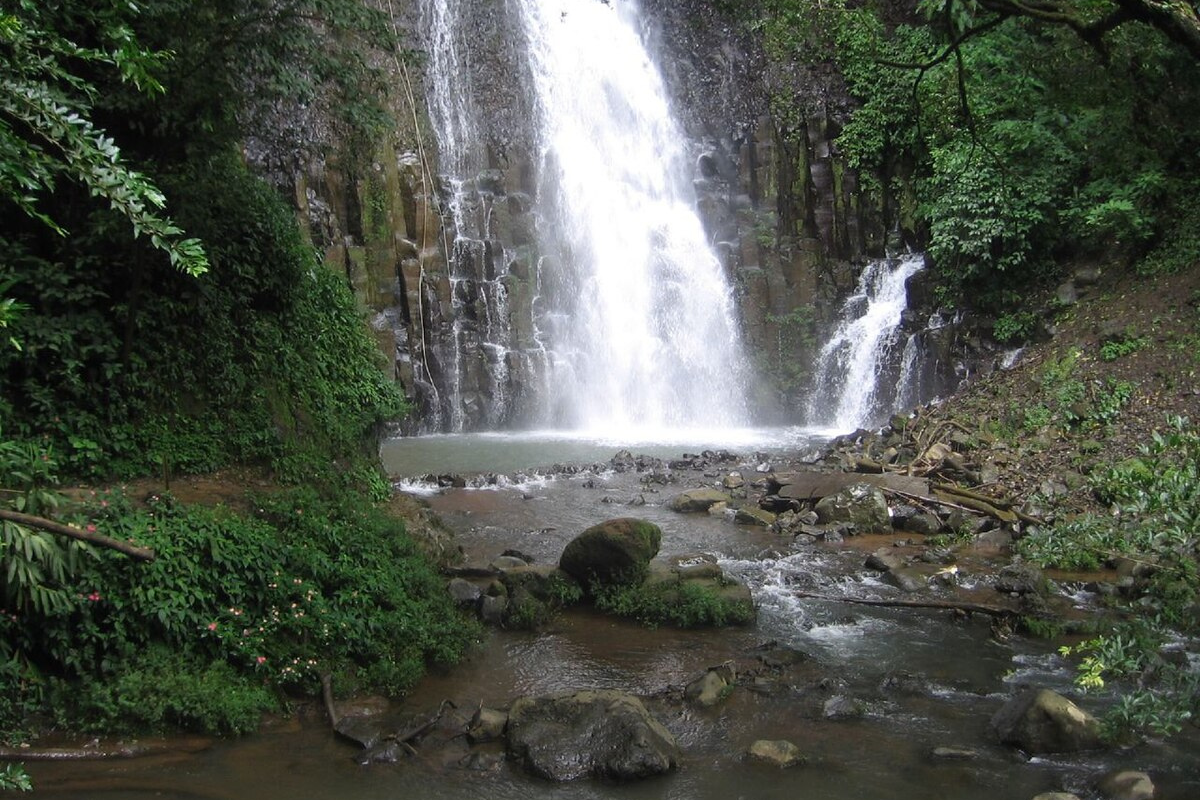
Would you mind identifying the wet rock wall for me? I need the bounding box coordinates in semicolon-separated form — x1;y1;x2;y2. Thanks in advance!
257;0;967;431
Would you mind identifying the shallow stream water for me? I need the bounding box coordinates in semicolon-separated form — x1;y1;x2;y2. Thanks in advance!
27;432;1200;799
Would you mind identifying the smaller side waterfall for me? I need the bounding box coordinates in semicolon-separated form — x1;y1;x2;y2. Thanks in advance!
806;254;925;431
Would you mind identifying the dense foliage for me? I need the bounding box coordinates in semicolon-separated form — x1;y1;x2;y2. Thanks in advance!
756;0;1200;317
0;0;461;762
1;449;477;737
0;0;402;481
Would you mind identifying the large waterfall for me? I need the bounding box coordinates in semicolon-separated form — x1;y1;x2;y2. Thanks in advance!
419;0;749;434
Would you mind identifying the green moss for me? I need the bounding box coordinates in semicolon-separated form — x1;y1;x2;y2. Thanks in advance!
592;578;755;629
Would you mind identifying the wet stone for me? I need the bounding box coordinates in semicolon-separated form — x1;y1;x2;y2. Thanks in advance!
929;746;979;760
747;739;805;768
1096;770;1155;800
447;578;482;607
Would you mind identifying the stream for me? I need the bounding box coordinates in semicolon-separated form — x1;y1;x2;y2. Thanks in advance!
26;432;1200;799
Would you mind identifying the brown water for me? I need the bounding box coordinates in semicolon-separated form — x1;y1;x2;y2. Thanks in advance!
26;436;1200;799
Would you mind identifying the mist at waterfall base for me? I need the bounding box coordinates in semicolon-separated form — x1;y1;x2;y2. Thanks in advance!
382;251;935;476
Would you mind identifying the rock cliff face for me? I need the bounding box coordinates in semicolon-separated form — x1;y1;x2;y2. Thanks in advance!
260;0;968;432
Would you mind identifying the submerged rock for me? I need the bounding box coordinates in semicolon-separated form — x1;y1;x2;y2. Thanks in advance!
991;688;1103;753
506;690;678;781
747;739;805;768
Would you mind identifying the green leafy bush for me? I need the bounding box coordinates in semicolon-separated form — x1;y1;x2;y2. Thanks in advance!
1;479;478;735
592;579;755;628
993;311;1038;344
1020;417;1200;739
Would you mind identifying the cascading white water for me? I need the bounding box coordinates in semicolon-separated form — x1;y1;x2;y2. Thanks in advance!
419;0;518;432
512;0;750;433
806;254;925;431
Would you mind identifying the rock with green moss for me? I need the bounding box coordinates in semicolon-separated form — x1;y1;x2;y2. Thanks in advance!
559;518;662;588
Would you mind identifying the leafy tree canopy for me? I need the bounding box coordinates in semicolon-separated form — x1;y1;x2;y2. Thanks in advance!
0;0;207;276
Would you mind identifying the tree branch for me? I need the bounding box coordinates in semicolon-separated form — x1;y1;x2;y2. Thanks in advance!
0;509;155;561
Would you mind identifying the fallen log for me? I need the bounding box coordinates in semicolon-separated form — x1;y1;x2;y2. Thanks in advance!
932;482;1014;510
791;590;1016;618
0;509;155;561
932;489;1018;523
880;486;978;516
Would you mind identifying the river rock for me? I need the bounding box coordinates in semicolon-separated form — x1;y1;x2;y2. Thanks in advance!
1096;770;1155;800
885;566;929;592
506;690;678;781
684;668;730;706
991;688;1103;753
1031;794;1082;800
447;578;482;607
668;488;731;513
747;739;805;767
865;548;905;572
813;483;891;533
466;707;508;743
904;511;944;535
479;594;508;626
669;554;723;580
929;746;979;760
995;563;1051;596
823;694;866;719
490;555;529;571
559;518;662;588
734;506;776;526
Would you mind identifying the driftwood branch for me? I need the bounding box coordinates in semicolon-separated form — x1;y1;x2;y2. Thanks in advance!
387;699;456;747
881;486;980;516
322;673;340;726
0;509;155;561
792;590;1016;618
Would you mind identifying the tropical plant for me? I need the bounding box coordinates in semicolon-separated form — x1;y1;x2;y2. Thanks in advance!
0;0;207;275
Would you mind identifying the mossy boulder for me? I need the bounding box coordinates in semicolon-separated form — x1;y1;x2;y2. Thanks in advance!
559;518;662;588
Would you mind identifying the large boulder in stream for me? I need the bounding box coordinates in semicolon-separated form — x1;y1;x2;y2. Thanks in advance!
813;483;891;533
506;690;679;781
559;518;662;588
991;688;1104;753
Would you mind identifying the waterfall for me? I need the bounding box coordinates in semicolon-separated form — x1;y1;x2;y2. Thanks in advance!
418;0;750;434
418;0;519;432
805;254;925;431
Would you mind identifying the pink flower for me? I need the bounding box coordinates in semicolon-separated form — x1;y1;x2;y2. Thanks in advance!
207;622;218;631
87;592;101;602
256;656;267;665
86;524;97;533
